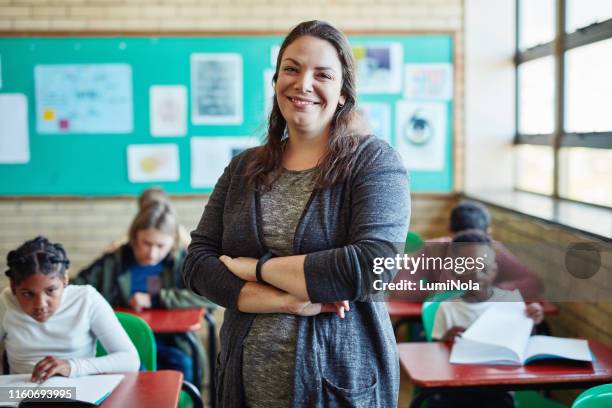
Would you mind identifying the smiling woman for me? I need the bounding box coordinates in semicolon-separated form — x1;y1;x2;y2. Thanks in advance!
184;20;411;408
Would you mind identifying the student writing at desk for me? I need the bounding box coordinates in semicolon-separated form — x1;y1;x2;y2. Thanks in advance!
74;202;212;383
391;201;544;301
1;236;139;380
429;230;543;408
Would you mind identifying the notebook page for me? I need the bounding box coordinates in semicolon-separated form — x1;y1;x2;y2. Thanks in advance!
461;298;533;361
524;335;593;363
450;336;521;365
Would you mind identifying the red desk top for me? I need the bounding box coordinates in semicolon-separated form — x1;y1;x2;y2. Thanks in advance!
100;371;182;408
114;307;204;333
386;300;559;319
398;340;612;388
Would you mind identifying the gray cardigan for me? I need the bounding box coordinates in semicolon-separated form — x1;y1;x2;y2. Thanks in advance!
183;135;410;408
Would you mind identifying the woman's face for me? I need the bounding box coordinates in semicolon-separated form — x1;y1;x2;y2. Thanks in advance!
12;272;68;323
275;35;346;137
133;228;174;266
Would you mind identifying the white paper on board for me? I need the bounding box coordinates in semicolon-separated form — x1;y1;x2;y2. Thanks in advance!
0;93;29;164
190;53;243;125
263;69;275;119
359;102;391;144
270;45;281;67
191;136;259;189
394;100;447;171
150;85;187;137
127;144;179;182
34;63;133;134
353;42;403;94
404;63;453;100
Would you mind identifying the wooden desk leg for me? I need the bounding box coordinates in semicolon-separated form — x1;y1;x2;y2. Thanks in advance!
204;311;217;408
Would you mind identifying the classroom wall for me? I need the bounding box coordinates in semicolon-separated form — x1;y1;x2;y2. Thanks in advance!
490;207;612;404
0;0;465;280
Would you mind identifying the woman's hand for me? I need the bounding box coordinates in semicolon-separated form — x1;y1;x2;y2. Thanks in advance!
219;255;258;282
525;302;544;325
31;356;71;383
284;294;350;318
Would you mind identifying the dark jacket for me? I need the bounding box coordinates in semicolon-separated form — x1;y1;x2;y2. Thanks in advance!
184;136;411;408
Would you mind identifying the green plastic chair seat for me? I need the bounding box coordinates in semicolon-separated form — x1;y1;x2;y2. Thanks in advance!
405;231;424;254
96;311;157;371
572;383;612;408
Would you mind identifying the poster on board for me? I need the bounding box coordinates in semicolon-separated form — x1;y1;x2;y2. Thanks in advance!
352;43;403;94
191;53;243;125
394;100;447;171
35;64;133;134
127;144;180;182
359;102;391;144
150;85;187;137
0;94;29;164
191;136;259;189
404;63;453;100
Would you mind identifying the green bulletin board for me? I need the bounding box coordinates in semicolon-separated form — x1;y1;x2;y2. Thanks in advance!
0;34;453;195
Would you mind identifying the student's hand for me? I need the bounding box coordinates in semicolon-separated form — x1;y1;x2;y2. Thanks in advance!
284;295;350;318
441;326;465;343
525;302;544;325
31;356;71;383
219;255;257;282
129;292;152;312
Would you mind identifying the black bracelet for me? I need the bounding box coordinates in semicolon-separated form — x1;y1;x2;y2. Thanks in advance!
256;252;274;283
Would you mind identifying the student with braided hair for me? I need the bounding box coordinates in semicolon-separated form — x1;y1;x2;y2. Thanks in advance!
0;236;139;382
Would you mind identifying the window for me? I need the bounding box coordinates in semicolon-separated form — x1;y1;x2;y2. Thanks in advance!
515;0;612;208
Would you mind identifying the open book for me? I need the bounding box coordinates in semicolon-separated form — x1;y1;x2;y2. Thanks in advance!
0;374;123;407
450;301;593;365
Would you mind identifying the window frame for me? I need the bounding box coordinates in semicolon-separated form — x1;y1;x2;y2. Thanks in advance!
514;0;612;208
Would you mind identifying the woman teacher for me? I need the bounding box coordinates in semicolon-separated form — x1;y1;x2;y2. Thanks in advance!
183;20;410;408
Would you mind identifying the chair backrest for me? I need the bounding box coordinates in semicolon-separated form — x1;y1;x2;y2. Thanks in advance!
422;290;464;342
405;231;424;254
572;384;612;408
96;311;157;371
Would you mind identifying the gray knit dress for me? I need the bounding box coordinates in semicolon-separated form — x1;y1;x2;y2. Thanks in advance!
242;167;317;408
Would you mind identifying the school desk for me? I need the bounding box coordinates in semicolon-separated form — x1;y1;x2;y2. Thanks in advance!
387;300;560;337
114;307;217;408
99;370;183;408
398;340;612;408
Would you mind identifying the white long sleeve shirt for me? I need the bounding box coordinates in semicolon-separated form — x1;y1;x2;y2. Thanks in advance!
0;284;140;377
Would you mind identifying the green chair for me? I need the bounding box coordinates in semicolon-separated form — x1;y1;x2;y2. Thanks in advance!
97;312;204;408
421;296;567;408
405;231;425;254
97;312;156;371
572;384;612;408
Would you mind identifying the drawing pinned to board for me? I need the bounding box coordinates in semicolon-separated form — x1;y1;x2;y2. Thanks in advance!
270;45;281;67
127;144;179;182
0;94;29;164
352;43;402;94
404;63;453;100
150;85;187;137
191;53;243;125
191;136;259;189
263;69;275;119
395;101;447;171
359;102;391;144
35;64;133;134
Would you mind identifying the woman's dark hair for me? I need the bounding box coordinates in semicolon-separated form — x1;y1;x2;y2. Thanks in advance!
449;201;491;233
245;20;362;190
5;236;70;285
